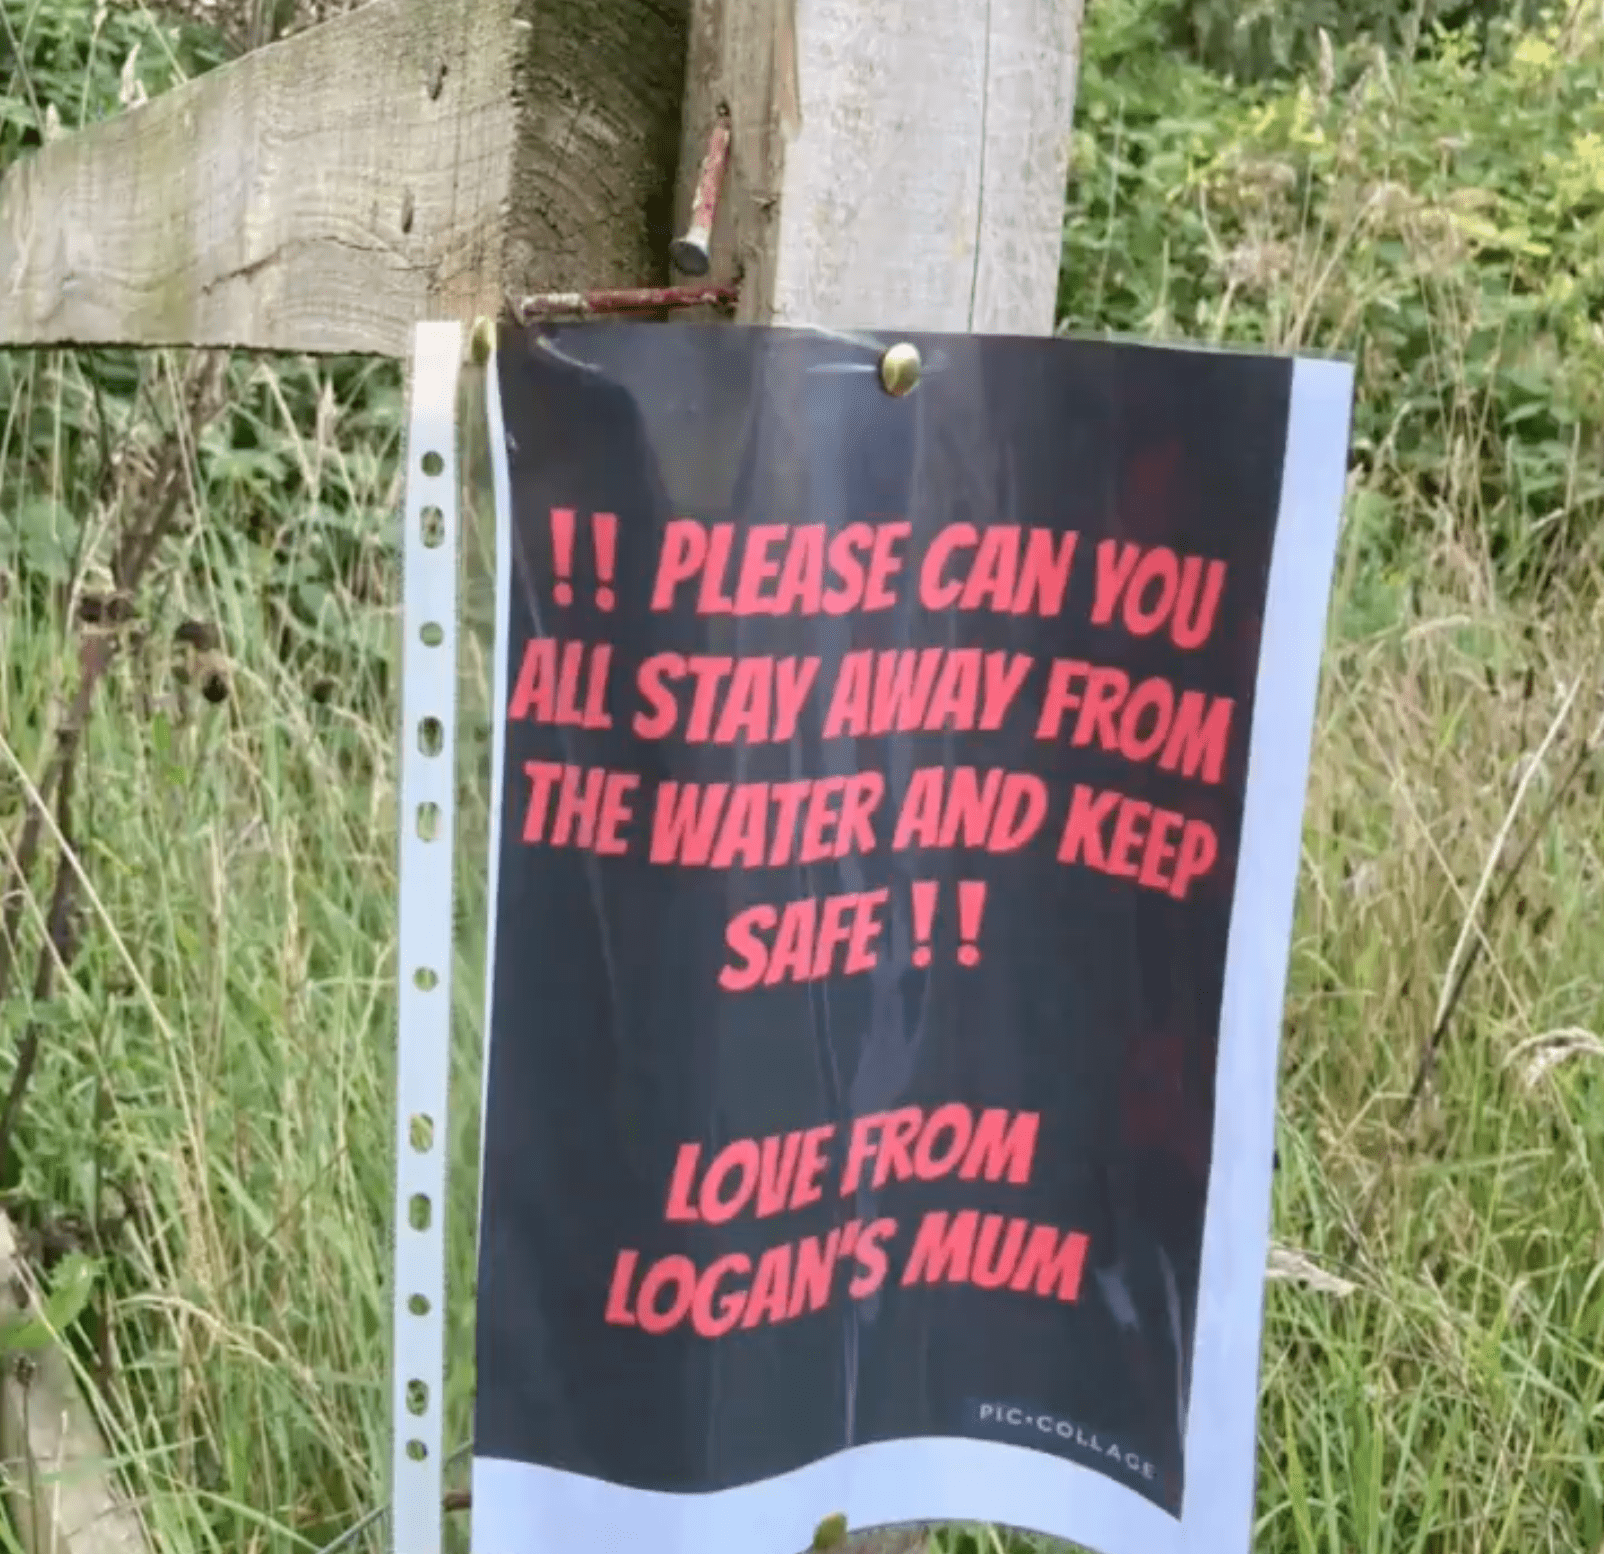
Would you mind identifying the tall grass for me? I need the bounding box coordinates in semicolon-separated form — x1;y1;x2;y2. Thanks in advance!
1;1;1601;1552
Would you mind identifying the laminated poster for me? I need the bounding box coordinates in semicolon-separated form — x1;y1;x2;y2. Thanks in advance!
471;321;1353;1554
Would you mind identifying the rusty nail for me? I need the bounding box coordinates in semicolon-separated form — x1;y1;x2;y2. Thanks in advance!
670;108;732;277
514;285;739;321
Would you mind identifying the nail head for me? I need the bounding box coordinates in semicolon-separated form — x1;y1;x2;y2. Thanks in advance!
669;235;712;277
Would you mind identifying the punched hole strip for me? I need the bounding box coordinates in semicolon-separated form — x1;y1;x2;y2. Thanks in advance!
391;321;464;1554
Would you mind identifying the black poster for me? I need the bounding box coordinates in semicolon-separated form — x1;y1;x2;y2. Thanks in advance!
471;322;1352;1554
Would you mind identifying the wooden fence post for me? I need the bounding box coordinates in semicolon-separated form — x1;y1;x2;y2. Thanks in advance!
673;3;1088;1549
676;0;1085;336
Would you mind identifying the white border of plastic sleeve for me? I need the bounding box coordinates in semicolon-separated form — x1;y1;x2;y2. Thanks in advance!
477;342;514;1241
1178;353;1354;1551
390;320;464;1554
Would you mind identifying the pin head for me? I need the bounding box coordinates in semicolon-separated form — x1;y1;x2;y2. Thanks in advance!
879;342;921;398
812;1512;849;1549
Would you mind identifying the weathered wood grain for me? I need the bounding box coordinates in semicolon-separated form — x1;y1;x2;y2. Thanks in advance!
0;1214;152;1554
0;0;689;354
678;0;1084;335
507;0;690;303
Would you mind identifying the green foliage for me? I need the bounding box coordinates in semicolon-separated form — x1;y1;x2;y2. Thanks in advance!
1063;2;1604;593
1154;0;1539;82
192;354;406;689
0;0;226;159
3;8;402;684
0;1251;100;1356
0;343;403;693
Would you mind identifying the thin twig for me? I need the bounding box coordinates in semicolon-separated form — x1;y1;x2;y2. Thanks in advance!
1404;687;1598;1121
313;1440;474;1554
0;634;113;1008
0;2;44;134
1428;677;1581;1039
1350;693;1604;1250
0;352;225;1011
0;761;79;1180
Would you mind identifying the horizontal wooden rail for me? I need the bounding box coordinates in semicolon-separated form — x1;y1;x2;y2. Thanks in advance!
0;0;687;355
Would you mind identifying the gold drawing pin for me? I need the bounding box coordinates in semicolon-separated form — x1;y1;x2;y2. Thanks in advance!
879;341;921;397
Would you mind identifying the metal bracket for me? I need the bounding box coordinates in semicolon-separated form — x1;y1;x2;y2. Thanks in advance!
390;320;464;1554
